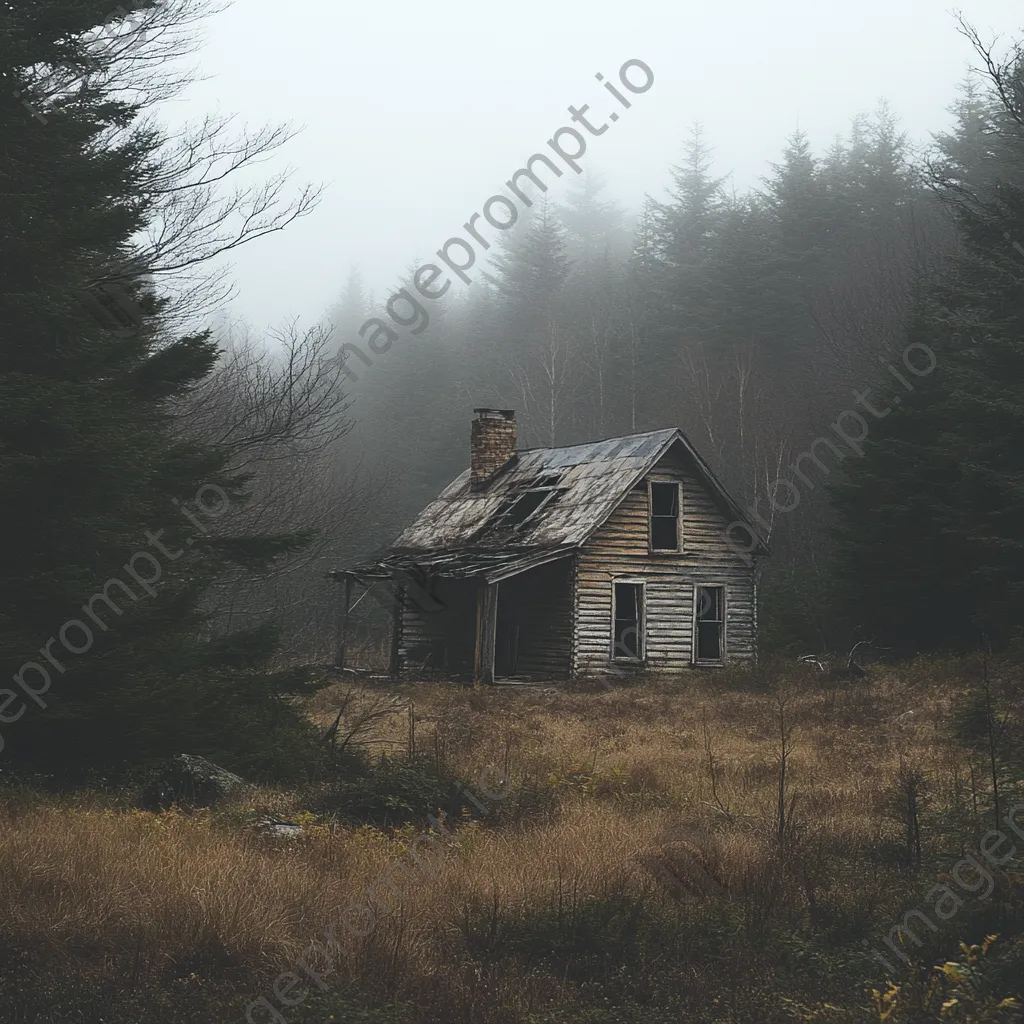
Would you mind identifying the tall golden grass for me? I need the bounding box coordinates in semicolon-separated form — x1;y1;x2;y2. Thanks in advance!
0;656;1013;1023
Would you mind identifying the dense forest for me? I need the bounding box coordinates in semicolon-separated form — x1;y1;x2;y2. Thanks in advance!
329;34;1024;660
2;5;1024;1023
1;0;1023;758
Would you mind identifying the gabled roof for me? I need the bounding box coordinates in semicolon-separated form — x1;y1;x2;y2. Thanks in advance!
338;428;768;581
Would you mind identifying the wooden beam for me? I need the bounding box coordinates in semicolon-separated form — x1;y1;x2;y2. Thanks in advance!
474;580;499;685
335;574;353;670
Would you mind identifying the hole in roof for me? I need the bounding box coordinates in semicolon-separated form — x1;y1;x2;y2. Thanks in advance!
520;474;562;489
478;484;567;539
505;489;549;525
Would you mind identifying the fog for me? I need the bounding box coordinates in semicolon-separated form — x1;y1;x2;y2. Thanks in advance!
173;0;1021;329
8;9;1024;1010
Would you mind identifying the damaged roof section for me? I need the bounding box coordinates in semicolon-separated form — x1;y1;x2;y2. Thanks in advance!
392;429;680;553
471;473;567;542
336;426;768;584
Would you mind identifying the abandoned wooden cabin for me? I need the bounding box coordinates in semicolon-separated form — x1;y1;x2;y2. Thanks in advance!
332;409;768;682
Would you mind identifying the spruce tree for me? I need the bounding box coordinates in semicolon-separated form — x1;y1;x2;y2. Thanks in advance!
763;130;832;270
0;2;324;777
486;201;574;443
557;171;627;277
327;265;369;352
651;123;728;343
831;62;1024;653
490;201;572;319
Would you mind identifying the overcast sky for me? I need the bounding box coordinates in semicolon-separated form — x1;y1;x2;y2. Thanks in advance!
167;0;1023;332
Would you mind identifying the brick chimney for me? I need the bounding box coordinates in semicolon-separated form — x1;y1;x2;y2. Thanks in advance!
471;408;516;489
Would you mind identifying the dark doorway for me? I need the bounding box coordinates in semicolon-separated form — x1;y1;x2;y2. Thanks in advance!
490;559;573;679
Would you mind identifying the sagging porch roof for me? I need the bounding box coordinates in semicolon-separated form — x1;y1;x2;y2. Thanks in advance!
332;545;576;586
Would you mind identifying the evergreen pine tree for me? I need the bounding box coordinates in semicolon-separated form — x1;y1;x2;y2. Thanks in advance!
557;171;627;278
490;200;572;318
327;265;368;351
0;3;325;776
832;67;1024;653
763;130;833;279
487;201;574;443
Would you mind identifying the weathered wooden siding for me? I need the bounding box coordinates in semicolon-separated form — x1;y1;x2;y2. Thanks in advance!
495;557;573;678
399;443;759;680
573;449;758;675
399;577;477;677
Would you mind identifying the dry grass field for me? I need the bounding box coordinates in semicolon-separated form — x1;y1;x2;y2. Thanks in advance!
1;657;1022;1023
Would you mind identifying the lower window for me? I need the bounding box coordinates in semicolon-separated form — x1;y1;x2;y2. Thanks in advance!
694;585;725;663
612;582;644;660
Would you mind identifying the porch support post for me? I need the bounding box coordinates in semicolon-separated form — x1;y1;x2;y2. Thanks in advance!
334;573;353;670
474;580;499;685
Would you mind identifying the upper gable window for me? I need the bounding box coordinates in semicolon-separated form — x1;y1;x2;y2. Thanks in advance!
649;481;681;551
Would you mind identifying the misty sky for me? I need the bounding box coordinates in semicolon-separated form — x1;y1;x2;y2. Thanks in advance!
167;0;1023;333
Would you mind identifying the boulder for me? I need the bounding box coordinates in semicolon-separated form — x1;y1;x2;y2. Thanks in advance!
247;817;304;840
140;754;249;811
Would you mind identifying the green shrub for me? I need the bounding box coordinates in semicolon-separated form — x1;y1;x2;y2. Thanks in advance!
308;752;459;827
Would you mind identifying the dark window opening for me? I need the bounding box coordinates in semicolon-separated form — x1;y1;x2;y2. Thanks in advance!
650;482;680;551
695;585;724;662
613;582;644;660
